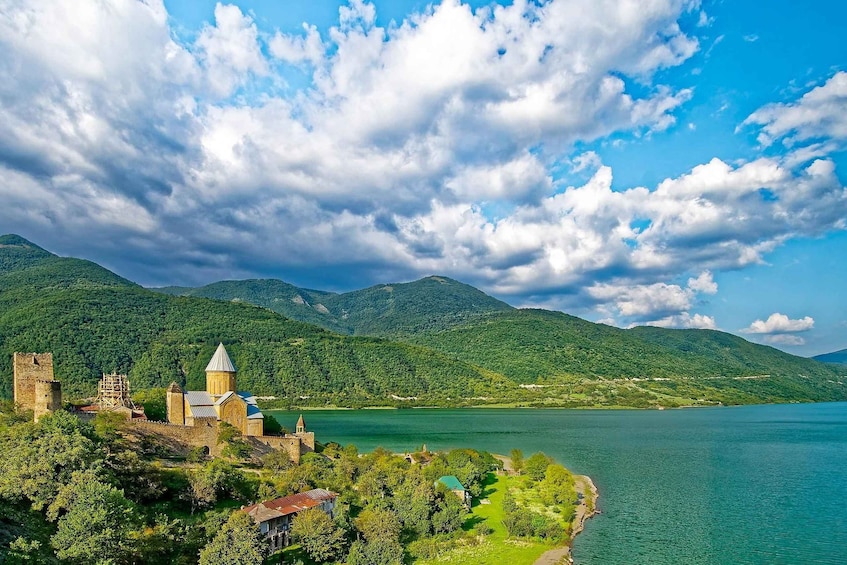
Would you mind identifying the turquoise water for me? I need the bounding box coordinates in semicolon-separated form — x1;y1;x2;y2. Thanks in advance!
269;403;847;564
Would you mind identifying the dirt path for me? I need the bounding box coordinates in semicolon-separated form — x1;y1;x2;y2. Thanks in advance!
533;474;599;565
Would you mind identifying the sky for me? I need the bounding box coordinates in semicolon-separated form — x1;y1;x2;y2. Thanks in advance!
0;0;845;356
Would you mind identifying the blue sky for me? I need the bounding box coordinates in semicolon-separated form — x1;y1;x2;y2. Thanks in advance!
0;0;845;356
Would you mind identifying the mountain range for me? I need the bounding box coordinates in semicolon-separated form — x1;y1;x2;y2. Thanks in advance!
2;234;845;408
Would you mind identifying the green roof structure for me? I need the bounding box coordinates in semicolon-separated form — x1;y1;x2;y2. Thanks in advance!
437;475;466;491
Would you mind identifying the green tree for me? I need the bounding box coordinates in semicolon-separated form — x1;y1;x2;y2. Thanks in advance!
524;452;553;482
217;422;240;445
188;460;246;513
431;486;466;534
346;539;404;565
290;508;347;563
47;472;138;564
261;449;293;473
539;464;575;506
92;410;128;447
0;411;99;510
393;479;435;537
354;508;401;543
132;388;166;422
198;511;267;565
510;449;524;474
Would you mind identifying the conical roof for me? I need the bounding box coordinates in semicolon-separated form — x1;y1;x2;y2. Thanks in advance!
297;414;305;429
205;343;236;373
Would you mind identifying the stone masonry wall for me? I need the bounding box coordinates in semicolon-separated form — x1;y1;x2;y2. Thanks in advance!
128;419;309;462
13;352;54;411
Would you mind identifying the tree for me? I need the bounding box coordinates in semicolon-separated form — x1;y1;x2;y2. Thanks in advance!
0;411;99;510
290;508;347;563
510;449;524;474
48;472;138;564
539;464;575;506
188;460;246;513
261;449;293;474
5;537;45;564
431;486;466;534
217;422;240;445
132;388;166;422
92;410;128;447
524;452;553;482
354;508;401;543
346;539;404;565
198;511;267;565
393;479;435;537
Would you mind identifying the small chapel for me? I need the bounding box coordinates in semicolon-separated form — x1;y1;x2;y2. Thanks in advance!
166;343;265;436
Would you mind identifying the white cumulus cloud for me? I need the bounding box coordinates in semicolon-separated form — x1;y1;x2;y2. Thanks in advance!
742;71;847;147
742;313;815;334
763;334;806;346
645;312;717;329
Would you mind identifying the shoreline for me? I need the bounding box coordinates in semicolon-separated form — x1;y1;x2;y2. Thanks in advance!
532;474;599;565
262;403;727;413
493;455;599;565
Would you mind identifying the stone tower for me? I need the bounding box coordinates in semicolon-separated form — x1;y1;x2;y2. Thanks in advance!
294;414;314;450
205;343;237;396
166;382;185;425
13;352;54;411
33;380;62;422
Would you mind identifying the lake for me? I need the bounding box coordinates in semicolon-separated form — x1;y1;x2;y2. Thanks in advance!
268;403;847;564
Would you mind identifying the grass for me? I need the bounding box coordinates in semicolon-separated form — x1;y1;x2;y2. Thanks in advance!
413;473;556;565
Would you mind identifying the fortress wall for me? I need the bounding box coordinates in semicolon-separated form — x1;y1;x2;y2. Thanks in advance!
247;435;310;464
130;419;222;456
129;419;308;462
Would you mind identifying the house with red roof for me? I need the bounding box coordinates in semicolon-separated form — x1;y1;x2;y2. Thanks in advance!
242;488;338;551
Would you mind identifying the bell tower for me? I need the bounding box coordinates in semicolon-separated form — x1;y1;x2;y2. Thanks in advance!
205;343;237;396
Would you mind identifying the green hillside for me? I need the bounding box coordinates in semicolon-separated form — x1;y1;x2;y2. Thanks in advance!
813;348;847;365
406;309;846;405
0;236;507;404
152;279;348;333
152;275;514;336
320;275;514;335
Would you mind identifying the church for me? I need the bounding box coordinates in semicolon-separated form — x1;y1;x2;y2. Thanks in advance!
166;343;265;436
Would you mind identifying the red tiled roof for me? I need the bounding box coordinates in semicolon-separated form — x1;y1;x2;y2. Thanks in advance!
243;488;337;522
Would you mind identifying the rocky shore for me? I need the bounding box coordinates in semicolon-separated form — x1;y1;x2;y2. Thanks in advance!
533;474;599;565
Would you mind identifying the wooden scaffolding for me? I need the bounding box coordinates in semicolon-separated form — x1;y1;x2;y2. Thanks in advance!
96;372;136;409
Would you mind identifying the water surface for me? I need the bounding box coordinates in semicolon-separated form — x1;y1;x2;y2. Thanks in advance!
269;403;847;564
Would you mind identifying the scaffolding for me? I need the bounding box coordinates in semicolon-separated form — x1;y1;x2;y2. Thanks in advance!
96;373;136;409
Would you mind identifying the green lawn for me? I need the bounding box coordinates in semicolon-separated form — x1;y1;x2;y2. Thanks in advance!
413;473;556;565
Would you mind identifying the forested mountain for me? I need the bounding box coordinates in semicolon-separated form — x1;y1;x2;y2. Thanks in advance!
155;279;349;334
153;275;513;336
813;348;847;365
406;309;845;404
2;234;845;407
0;235;506;404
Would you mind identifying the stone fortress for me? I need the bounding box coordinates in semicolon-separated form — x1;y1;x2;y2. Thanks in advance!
10;345;315;463
13;352;62;421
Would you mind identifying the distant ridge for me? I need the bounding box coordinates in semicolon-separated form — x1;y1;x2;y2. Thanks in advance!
814;348;847;365
150;275;513;336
